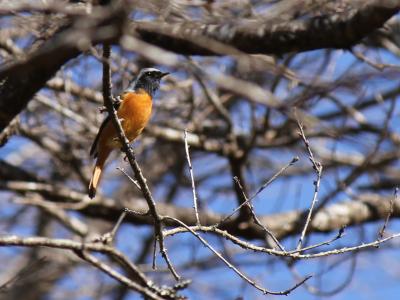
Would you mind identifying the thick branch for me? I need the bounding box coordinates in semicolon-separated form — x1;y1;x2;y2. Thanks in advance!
0;4;125;133
54;193;400;241
133;0;399;55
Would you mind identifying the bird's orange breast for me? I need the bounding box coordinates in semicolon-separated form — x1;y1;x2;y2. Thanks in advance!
101;90;152;149
118;90;153;141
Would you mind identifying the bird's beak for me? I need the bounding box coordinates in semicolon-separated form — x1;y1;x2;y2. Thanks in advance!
160;72;170;78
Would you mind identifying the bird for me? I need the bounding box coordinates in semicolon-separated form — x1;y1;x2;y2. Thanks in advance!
88;68;169;198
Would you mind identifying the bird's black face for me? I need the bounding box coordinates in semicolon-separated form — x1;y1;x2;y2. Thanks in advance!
131;68;169;97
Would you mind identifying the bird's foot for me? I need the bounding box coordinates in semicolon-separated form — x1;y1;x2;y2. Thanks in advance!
112;96;122;109
122;145;134;161
98;106;107;113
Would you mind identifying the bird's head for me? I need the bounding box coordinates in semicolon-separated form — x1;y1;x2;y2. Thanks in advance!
129;68;169;96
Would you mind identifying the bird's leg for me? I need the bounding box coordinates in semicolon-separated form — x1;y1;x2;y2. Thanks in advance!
112;96;122;109
99;97;121;113
123;153;129;161
122;144;134;161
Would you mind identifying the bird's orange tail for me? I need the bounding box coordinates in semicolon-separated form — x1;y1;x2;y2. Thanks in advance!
88;147;111;198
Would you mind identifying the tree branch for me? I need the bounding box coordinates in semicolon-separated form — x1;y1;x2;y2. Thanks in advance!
132;0;399;55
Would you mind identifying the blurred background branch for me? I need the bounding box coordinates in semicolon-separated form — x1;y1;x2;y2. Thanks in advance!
1;0;400;299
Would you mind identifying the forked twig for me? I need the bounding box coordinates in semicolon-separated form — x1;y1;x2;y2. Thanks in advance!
163;216;311;295
296;118;322;251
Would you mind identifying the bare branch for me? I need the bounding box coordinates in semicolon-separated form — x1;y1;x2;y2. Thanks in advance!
184;130;201;226
296;118;323;250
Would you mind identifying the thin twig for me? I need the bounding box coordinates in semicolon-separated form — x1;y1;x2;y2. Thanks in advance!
152;236;157;270
351;48;400;71
92;210;127;245
296;118;322;251
162;225;400;259
0;257;46;292
289;252;357;297
216;156;299;226
287;227;345;255
187;60;234;131
78;251;163;300
233;177;285;251
184;130;201;226
117;167;141;190
379;187;397;239
252;156;300;200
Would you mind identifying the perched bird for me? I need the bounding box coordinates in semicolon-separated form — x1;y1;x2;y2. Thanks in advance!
88;68;169;198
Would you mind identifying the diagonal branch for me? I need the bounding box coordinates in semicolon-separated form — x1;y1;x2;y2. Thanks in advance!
101;43;180;281
0;235;166;300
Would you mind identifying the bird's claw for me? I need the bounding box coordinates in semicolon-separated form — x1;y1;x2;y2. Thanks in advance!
112;96;122;109
99;106;107;113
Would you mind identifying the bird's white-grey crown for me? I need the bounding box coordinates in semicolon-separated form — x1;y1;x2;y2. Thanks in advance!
129;67;168;96
138;67;163;75
130;68;163;88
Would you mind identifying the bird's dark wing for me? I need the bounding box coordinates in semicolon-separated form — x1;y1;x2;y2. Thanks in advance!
90;115;110;158
90;97;122;158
